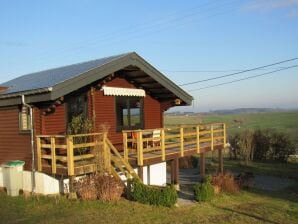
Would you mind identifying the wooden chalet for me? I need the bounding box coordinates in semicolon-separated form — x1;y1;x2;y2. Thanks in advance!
0;52;227;188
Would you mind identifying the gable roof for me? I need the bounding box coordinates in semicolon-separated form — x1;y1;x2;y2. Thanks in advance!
0;52;193;106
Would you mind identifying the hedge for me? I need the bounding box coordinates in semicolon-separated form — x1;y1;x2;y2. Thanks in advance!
128;179;177;207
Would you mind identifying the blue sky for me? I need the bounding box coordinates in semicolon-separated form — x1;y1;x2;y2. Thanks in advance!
0;0;298;112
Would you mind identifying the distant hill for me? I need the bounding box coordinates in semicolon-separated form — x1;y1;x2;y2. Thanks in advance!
209;108;286;115
166;108;298;116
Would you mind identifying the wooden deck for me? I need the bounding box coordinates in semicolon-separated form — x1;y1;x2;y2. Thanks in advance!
36;123;227;177
126;144;224;166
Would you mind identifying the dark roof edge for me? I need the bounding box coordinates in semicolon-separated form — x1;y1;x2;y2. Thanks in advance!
130;52;193;105
0;87;52;99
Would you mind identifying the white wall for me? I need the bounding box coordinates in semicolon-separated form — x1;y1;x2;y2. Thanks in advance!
136;162;167;186
23;171;60;195
0;167;3;187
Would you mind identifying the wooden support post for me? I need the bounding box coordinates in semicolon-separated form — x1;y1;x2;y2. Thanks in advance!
137;131;143;166
196;125;200;153
138;166;143;182
200;152;206;179
171;158;179;186
123;132;128;161
36;137;42;172
180;127;184;157
50;137;56;174
161;129;165;161
218;148;223;173
67;136;74;176
69;175;75;193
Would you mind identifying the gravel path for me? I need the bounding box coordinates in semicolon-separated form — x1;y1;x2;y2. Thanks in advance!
174;168;298;206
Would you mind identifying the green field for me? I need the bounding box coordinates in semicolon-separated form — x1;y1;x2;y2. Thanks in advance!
165;111;298;148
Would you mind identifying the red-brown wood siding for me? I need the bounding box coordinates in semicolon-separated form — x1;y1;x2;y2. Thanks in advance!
0;106;43;170
0;107;31;168
43;104;66;135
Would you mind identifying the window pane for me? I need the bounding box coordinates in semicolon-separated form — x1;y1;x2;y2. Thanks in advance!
67;94;87;123
129;98;141;127
122;108;129;127
116;97;128;127
130;108;141;126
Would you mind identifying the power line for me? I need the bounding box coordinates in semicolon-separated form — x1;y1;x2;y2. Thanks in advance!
179;57;298;86
162;67;288;73
31;0;240;67
187;64;298;92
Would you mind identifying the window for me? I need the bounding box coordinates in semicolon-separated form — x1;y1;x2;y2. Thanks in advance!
67;93;87;123
19;106;31;131
116;97;143;131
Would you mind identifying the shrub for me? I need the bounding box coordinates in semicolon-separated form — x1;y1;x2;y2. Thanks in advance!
74;175;97;200
271;132;295;161
194;175;214;202
231;129;295;162
129;179;177;207
94;174;124;201
212;173;239;194
235;172;254;189
287;155;298;164
74;174;124;201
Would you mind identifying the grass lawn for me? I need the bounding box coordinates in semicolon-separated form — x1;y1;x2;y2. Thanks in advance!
0;188;297;224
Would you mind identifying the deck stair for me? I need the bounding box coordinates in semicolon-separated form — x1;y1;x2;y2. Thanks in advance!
105;138;141;184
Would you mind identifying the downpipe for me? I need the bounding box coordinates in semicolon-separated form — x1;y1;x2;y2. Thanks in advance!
21;95;36;193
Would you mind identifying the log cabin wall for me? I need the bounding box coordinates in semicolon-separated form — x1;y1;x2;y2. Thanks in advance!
42;104;66;135
92;77;163;146
0;106;41;169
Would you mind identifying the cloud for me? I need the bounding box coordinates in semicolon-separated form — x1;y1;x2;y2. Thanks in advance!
245;0;298;17
0;41;27;47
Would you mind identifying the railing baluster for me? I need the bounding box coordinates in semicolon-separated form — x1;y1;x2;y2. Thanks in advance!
137;131;143;166
211;125;214;151
51;137;56;174
36;136;42;172
180;127;184;157
67;136;74;176
123;132;128;162
196;125;200;153
223;123;226;146
161;129;165;161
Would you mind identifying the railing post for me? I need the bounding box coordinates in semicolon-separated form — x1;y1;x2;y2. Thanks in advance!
67;136;74;176
211;125;214;151
180;127;184;157
123;132;128;162
223;123;226;146
137;131;143;166
161;129;165;161
103;132;110;173
50;137;56;174
196;125;200;153
36;136;42;172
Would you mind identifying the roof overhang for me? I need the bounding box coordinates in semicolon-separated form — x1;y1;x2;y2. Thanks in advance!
0;52;193;107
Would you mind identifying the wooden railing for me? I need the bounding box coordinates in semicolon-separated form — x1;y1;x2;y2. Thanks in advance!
36;133;140;182
122;123;227;166
36;133;106;176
